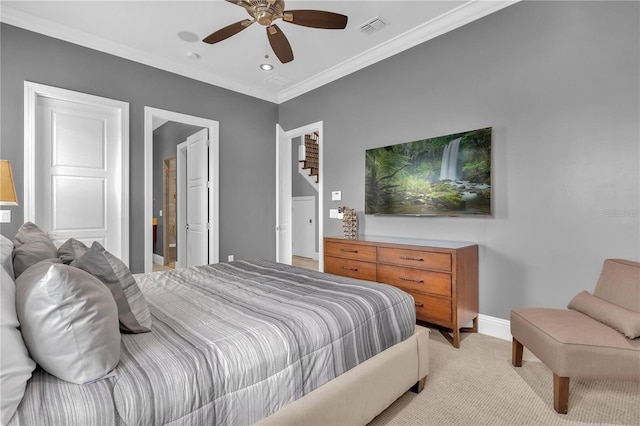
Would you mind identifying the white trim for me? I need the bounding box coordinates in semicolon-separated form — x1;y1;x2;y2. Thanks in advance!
24;81;130;265
277;0;519;102
477;314;511;342
153;254;164;266
2;6;276;103
4;2;519;104
144;107;219;273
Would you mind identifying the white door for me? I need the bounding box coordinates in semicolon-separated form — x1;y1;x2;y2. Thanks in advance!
276;124;292;264
25;83;129;263
176;129;209;267
292;196;315;258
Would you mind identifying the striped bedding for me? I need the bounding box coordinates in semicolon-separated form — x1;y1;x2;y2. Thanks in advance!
10;259;416;426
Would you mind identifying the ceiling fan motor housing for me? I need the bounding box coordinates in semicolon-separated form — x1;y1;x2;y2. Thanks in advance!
249;0;284;26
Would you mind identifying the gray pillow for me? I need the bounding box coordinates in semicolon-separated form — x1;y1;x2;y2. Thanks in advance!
1;233;15;279
1;265;36;425
57;238;89;264
72;242;151;333
12;222;58;278
568;290;640;339
15;259;120;384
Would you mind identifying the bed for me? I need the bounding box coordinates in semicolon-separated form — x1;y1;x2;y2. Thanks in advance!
2;227;429;426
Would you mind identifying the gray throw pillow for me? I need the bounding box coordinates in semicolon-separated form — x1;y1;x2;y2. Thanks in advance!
58;238;89;264
12;222;58;278
15;259;120;384
1;234;15;279
71;242;151;333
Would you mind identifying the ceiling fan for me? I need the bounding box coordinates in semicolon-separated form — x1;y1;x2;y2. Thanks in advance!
203;0;348;64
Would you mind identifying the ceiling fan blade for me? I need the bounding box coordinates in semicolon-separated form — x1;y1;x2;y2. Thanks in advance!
282;10;348;29
267;24;294;64
203;19;253;44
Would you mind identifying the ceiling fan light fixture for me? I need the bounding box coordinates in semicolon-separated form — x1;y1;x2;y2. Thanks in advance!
260;63;274;71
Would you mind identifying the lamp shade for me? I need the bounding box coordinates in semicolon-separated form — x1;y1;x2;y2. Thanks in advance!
0;160;18;206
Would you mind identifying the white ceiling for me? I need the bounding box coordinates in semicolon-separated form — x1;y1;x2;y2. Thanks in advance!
1;0;518;103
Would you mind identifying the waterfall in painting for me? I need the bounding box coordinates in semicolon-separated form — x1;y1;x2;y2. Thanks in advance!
439;137;462;181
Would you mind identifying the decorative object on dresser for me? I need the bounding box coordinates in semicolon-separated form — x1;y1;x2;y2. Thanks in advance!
324;235;478;348
339;207;357;239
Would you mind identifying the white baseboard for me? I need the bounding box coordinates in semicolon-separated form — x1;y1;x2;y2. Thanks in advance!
153;254;164;265
477;314;511;341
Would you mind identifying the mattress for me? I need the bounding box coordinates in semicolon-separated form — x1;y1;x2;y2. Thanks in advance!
10;259;416;425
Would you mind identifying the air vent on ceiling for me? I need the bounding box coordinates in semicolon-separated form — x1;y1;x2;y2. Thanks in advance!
358;16;389;35
265;74;294;87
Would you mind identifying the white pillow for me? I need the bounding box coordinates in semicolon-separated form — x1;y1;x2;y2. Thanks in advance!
0;266;36;425
15;259;121;384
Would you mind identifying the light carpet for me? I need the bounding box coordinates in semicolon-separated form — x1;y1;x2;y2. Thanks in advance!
369;329;639;425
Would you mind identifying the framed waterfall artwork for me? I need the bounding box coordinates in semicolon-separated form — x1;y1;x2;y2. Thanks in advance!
365;127;492;216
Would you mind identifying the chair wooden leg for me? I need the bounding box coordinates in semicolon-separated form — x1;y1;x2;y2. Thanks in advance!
553;374;569;414
512;338;523;367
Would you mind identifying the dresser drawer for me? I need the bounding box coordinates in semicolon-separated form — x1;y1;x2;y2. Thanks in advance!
377;264;451;297
378;247;452;272
325;241;377;262
324;256;377;281
412;293;452;324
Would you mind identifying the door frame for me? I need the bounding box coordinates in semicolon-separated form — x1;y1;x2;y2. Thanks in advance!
24;81;130;264
276;121;324;270
144;107;219;273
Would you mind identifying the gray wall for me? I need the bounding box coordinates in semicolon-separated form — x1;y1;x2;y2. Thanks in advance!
1;2;638;321
152;122;204;257
0;23;279;272
278;1;640;320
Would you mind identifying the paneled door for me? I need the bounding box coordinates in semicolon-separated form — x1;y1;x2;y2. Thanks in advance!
292;196;315;259
25;82;129;264
176;129;209;267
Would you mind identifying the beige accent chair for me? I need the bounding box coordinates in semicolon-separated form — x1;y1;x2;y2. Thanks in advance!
510;259;640;413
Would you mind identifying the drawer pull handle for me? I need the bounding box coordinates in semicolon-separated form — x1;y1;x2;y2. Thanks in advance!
340;249;358;253
399;255;424;262
415;302;424;307
400;277;424;284
342;266;359;271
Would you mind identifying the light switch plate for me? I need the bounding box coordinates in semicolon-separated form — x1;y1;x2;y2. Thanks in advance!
0;210;11;223
329;209;344;219
331;191;342;201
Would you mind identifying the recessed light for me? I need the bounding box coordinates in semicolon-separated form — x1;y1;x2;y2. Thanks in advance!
186;52;201;60
260;63;274;71
178;31;199;43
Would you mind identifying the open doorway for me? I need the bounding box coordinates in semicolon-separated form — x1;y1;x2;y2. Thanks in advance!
144;107;219;273
276;122;323;271
151;121;204;271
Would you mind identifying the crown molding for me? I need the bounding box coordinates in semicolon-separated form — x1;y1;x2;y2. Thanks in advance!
2;1;519;105
0;5;279;103
276;0;519;103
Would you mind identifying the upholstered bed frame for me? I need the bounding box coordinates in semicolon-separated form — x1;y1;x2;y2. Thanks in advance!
259;325;430;425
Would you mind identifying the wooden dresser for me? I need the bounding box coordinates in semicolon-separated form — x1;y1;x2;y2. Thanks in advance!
324;236;478;348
